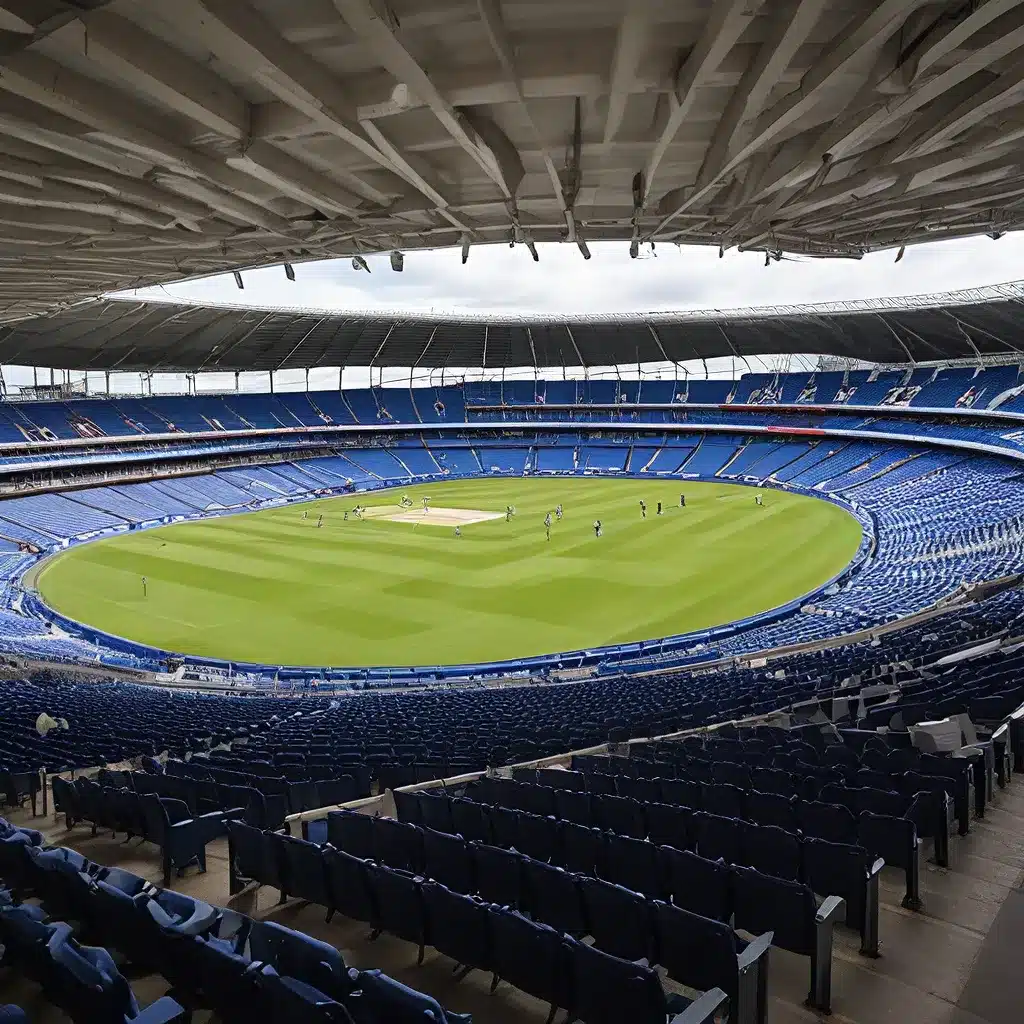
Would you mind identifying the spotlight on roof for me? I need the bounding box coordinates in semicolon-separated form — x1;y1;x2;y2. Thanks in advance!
629;238;639;259
525;239;539;262
460;233;471;265
576;236;591;260
391;82;413;108
351;255;370;273
988;231;1005;240
284;263;295;281
390;250;404;272
894;245;905;263
233;271;244;290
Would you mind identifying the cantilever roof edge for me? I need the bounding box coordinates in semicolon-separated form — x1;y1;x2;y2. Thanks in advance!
1;279;1023;371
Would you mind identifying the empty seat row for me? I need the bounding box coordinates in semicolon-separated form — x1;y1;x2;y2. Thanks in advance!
228;821;744;1022
0;816;467;1024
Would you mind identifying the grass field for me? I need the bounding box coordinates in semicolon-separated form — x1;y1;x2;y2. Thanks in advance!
36;478;863;667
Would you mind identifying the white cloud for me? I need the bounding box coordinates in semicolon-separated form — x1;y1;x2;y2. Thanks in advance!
123;233;1024;316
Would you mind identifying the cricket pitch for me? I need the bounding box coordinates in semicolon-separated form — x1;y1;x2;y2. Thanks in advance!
359;504;505;527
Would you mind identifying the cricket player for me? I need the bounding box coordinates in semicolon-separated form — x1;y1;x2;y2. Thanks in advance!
593;519;602;538
640;499;647;519
555;504;563;521
756;491;764;507
302;510;308;520
454;526;461;539
544;512;552;541
141;575;148;598
317;514;324;528
506;504;514;523
657;501;663;515
680;493;686;508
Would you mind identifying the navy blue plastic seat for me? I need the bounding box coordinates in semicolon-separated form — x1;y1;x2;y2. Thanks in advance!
741;822;800;881
580;876;652;962
660;846;732;922
694;812;743;865
422;826;473;892
558;821;606;877
346;968;471;1023
421;881;492;979
323;847;374;924
326;810;375;861
521;858;586;935
487;906;567;1024
364;863;427;963
565;936;726;1024
653;900;772;1024
644;802;692;850
471;842;522;907
603;834;664;898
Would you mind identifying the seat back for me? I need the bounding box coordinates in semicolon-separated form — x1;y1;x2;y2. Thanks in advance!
660;846;732;922
567;937;668;1024
732;865;815;956
579;877;652;962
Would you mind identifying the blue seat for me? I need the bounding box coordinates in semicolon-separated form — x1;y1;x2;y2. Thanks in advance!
227;820;285;897
558;821;605;877
470;842;522;907
346;968;472;1023
731;865;845;1014
246;919;351;1004
421;881;491;979
565;936;727;1024
603;834;664;899
326;810;376;861
660;846;732;922
654;901;772;1024
278;834;331;912
421;826;473;892
364;863;427;963
323;846;375;924
801;837;884;957
521;858;586;935
139;793;232;886
579;877;652;962
46;924;188;1024
487;905;566;1023
643;801;692;849
741;823;800;881
693;812;743;865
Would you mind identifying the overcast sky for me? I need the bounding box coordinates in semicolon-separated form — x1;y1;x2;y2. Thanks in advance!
16;232;1020;393
125;233;1024;316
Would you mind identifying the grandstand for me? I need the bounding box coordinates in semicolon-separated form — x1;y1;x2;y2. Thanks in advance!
0;286;1021;1022
2;0;1024;1013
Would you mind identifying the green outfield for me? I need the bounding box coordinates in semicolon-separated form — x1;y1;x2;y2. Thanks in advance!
35;478;863;667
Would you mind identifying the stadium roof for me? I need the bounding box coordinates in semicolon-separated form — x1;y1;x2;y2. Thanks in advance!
3;1;1024;321
4;281;1024;371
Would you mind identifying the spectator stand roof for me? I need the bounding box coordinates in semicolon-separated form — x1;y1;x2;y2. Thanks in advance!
2;280;1024;371
3;1;1024;319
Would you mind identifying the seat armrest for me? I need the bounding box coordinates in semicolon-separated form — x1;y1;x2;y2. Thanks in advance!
816;895;846;926
133;996;189;1024
162;799;192;825
669;987;730;1024
868;857;886;879
736;930;773;970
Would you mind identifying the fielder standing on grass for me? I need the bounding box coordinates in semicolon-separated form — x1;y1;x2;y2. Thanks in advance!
593;519;602;538
756;490;764;507
141;575;147;598
317;514;324;528
555;504;563;521
544;511;552;541
454;525;461;539
640;499;647;519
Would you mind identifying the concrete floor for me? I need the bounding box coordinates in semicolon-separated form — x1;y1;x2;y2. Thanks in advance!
2;782;1024;1023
